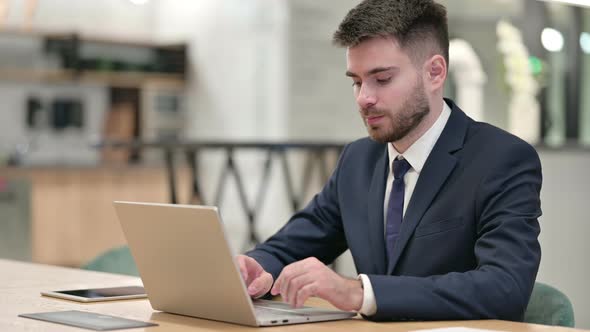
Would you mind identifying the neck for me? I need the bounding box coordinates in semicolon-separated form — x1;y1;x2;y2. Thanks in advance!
392;97;445;154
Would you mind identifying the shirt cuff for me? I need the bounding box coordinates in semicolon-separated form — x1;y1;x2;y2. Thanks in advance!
357;274;377;316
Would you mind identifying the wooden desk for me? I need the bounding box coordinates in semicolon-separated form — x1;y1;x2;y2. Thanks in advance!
0;259;584;331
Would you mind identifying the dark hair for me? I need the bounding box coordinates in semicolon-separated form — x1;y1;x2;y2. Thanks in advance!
333;0;449;67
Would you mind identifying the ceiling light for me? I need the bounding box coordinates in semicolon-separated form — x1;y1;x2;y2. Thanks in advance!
581;32;590;54
128;0;149;5
541;28;565;52
537;0;590;8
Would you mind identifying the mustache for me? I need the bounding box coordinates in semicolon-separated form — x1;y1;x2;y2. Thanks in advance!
360;107;386;117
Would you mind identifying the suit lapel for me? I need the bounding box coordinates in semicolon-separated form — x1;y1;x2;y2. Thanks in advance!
387;100;470;274
367;149;389;275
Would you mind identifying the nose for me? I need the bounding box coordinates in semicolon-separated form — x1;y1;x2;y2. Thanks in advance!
356;84;376;110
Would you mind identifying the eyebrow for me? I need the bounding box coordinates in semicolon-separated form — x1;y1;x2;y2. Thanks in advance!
345;66;398;78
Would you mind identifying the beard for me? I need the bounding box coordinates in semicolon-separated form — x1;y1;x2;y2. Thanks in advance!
362;80;430;144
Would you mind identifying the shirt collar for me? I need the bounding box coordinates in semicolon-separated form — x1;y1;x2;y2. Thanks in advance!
387;100;452;173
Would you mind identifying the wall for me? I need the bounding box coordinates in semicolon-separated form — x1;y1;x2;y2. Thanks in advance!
2;0;155;40
537;151;590;328
154;0;288;141
286;0;365;140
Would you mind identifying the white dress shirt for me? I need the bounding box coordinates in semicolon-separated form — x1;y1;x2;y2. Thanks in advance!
358;100;452;316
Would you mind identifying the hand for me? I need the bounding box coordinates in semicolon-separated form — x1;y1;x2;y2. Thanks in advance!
236;255;274;298
271;257;363;311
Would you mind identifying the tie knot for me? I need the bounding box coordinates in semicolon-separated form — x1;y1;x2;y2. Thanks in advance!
393;158;411;180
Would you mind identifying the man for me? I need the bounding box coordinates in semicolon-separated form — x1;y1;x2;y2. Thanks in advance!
237;0;542;322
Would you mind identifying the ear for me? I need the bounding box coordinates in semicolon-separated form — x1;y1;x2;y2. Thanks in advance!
423;54;447;92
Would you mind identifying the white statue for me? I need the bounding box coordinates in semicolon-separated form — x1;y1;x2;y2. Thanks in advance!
496;20;541;144
449;39;487;122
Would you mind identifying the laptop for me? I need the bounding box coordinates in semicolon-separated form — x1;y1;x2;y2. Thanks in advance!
113;201;356;326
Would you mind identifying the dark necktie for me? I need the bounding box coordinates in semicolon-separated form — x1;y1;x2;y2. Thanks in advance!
385;157;411;270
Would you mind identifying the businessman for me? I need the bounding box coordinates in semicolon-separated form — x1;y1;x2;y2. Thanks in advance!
237;0;542;321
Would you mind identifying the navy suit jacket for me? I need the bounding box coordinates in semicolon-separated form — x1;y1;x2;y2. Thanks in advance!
247;99;542;321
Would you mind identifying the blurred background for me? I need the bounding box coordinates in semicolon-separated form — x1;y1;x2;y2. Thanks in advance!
0;0;588;327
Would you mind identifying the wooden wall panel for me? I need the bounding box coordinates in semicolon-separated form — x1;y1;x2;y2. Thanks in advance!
1;167;189;267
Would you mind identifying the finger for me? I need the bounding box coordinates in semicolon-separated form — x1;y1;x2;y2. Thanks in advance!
243;256;265;284
279;265;307;302
286;273;314;307
294;283;318;308
272;259;315;297
271;268;287;296
237;259;249;283
244;255;261;270
281;259;322;301
248;272;273;298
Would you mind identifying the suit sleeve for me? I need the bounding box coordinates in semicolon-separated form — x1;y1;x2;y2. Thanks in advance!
366;141;542;321
245;145;350;281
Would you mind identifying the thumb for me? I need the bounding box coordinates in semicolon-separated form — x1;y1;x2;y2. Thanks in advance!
247;272;273;298
236;257;249;282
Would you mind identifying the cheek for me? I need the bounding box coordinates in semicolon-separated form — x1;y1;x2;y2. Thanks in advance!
385;77;404;93
380;81;415;105
378;90;403;109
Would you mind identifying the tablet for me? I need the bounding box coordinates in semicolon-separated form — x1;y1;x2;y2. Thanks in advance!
41;286;147;303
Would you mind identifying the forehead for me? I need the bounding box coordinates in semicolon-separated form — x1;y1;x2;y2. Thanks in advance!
346;36;412;73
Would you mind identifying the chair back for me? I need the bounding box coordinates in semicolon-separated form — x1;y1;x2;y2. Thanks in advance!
524;282;575;327
82;245;139;277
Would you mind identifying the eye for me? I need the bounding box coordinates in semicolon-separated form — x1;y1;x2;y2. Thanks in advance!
352;81;361;88
376;77;392;85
